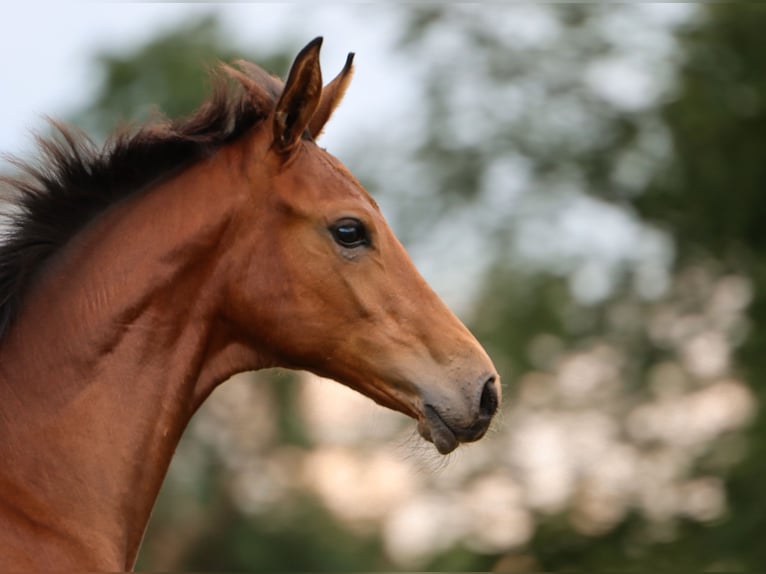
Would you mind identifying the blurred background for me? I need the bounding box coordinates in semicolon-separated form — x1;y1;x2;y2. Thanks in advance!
3;3;766;570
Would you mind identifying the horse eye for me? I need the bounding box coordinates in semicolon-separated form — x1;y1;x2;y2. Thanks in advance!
331;219;369;248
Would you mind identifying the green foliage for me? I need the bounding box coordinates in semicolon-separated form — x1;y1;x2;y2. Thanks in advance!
635;5;766;569
638;5;766;264
178;496;393;571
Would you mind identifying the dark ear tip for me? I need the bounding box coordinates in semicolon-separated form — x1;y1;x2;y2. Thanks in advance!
292;37;323;63
345;52;355;69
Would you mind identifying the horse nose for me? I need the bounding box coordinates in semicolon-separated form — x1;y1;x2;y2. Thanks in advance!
457;374;500;442
418;373;501;453
479;375;499;420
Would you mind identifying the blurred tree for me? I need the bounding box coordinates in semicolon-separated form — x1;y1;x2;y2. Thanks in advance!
627;4;766;570
509;4;766;569
379;3;766;570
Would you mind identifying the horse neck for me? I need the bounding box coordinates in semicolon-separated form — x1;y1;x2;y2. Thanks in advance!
0;143;266;569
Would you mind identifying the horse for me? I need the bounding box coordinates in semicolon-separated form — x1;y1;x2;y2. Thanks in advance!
0;37;500;570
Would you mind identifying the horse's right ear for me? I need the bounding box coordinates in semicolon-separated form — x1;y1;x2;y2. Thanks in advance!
273;37;323;152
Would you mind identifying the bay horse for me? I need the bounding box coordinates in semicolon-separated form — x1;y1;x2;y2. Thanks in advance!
0;38;500;570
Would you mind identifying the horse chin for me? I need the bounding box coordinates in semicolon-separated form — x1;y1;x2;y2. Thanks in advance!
417;405;459;455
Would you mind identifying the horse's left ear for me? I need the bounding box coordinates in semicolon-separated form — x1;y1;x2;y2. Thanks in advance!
308;52;355;140
273;37;323;152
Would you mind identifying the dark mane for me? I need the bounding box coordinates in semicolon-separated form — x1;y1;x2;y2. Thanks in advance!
0;62;277;338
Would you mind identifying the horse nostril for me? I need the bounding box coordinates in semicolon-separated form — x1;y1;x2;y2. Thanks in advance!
479;376;499;419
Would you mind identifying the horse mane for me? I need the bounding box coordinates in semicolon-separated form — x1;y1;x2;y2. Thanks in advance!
0;61;279;339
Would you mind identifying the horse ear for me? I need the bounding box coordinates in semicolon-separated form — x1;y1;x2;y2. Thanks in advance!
273;37;323;152
308;52;355;140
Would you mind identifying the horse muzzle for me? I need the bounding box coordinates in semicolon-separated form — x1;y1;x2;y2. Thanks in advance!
417;375;500;454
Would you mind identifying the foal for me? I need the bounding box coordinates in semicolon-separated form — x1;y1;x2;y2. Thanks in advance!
0;38;499;569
